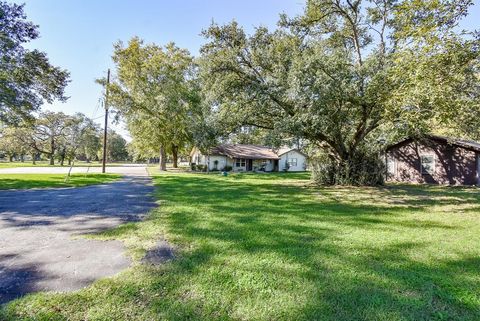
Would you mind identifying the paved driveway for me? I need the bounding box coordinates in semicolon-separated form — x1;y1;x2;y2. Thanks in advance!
0;166;157;304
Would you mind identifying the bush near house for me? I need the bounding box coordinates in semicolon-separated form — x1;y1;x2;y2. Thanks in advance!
195;164;207;172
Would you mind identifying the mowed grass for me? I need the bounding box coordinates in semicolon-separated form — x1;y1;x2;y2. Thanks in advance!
0;161;130;168
0;173;121;189
2;172;480;320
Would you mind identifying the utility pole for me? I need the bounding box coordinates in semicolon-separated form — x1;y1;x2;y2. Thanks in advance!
102;69;110;174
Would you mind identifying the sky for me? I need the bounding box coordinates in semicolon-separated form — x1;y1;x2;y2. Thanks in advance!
16;0;305;138
14;0;480;139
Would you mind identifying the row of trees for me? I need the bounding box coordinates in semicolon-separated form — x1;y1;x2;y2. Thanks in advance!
2;1;479;184
0;2;129;166
0;111;129;165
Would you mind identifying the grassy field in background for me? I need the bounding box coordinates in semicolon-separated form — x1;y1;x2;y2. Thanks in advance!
0;161;132;168
2;172;480;320
0;173;121;189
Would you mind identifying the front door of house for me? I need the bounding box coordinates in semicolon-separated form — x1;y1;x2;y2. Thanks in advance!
273;159;279;172
247;159;253;171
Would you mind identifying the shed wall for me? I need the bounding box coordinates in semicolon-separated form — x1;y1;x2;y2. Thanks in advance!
387;140;478;185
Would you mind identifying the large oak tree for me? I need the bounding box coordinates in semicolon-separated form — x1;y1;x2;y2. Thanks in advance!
0;2;69;124
108;38;199;170
200;0;479;184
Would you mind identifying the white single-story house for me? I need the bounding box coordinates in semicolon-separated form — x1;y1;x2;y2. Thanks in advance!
190;144;307;172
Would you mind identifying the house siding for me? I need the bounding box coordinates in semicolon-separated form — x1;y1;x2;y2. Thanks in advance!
279;151;307;172
191;145;308;173
387;139;478;185
207;155;228;171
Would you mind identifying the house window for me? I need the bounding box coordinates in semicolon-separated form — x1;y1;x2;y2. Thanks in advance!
420;155;435;175
235;159;246;167
287;158;297;167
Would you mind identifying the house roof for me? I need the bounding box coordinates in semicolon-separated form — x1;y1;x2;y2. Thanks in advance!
210;144;280;159
386;135;480;152
276;147;308;157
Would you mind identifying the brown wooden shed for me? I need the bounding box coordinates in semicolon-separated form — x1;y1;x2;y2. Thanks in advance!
385;135;480;185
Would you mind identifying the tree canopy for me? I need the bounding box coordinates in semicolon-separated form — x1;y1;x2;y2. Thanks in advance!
199;0;480;184
108;38;200;169
0;112;115;165
0;1;70;124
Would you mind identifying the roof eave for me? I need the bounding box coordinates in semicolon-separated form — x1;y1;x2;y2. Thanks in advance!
386;135;480;153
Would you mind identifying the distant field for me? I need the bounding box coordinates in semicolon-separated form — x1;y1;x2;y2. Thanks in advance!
0;173;121;189
146;163;190;169
0;161;132;168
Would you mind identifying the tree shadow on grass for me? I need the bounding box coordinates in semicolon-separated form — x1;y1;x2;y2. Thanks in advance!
3;174;479;320
301;246;480;321
151;175;479;320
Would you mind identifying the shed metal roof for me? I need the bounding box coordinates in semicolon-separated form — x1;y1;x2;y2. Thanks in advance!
386;135;480;152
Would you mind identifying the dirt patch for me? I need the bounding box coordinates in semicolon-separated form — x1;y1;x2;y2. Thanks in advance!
141;240;175;265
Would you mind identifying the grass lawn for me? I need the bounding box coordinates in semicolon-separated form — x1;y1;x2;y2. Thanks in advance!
0;161;132;168
0;173;121;189
2;172;480;320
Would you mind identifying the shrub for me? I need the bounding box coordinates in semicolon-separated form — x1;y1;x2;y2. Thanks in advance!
222;165;233;172
190;163;196;171
311;149;384;186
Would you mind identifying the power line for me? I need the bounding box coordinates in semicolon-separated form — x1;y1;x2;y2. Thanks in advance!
91;98;101;120
91;113;106;121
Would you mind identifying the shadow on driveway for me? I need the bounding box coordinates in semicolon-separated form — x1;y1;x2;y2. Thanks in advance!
0;175;157;304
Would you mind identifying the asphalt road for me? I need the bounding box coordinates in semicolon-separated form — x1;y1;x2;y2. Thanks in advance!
0;166;156;304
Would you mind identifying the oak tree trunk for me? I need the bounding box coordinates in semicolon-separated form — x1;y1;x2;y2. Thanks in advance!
49;137;55;165
159;146;167;171
172;144;178;168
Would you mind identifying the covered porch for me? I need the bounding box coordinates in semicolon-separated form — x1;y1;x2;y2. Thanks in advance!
232;158;278;172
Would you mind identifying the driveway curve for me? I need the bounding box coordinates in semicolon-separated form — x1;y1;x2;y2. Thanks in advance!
0;166;157;304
